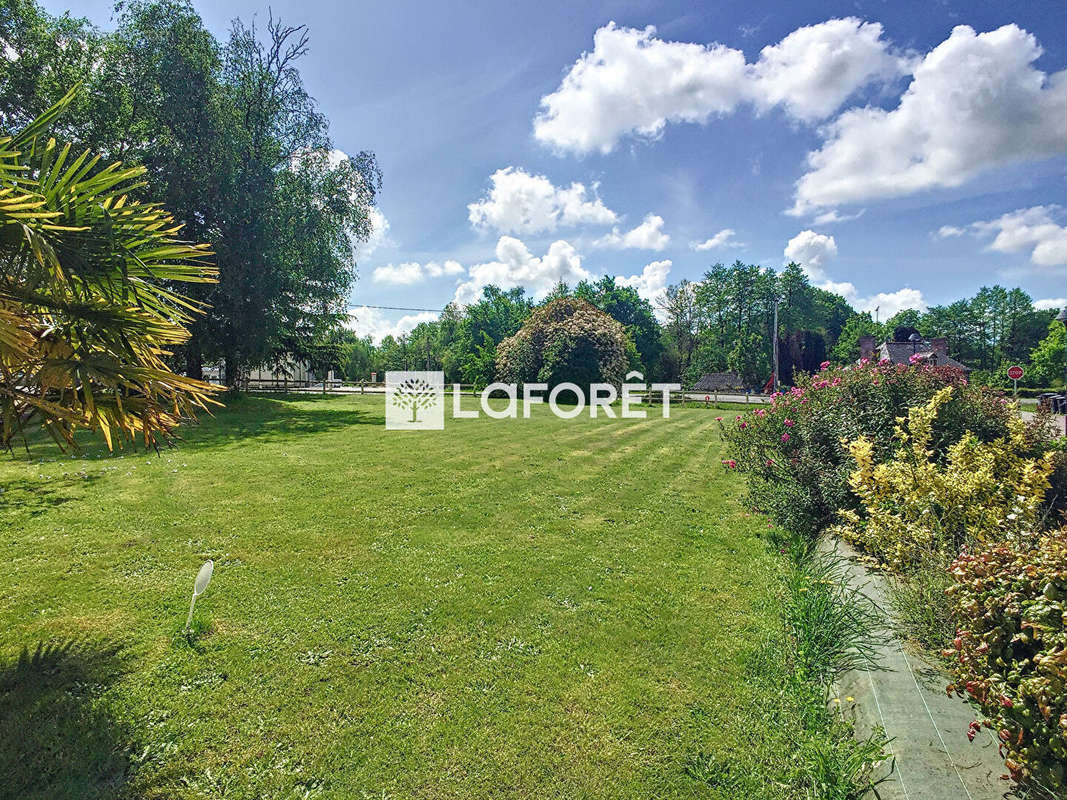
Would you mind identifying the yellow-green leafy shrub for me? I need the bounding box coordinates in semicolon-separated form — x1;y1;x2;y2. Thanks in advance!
945;529;1067;797
833;387;1056;569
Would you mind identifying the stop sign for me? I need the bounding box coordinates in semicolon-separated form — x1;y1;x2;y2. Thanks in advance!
1007;365;1024;381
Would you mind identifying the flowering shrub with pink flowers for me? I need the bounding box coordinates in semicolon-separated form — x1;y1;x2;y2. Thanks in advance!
721;360;1015;537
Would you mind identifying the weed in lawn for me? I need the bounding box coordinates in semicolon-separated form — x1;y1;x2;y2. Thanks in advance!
887;555;956;653
782;542;886;688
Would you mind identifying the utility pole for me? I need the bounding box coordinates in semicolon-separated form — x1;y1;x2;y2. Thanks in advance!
772;297;780;393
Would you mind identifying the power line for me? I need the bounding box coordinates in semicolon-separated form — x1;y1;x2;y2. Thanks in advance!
348;305;445;313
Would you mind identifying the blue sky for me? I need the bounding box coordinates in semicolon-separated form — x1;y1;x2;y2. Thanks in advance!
46;0;1067;340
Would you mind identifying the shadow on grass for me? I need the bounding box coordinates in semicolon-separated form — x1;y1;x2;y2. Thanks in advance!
0;474;102;518
0;640;134;800
1;394;385;461
178;393;384;450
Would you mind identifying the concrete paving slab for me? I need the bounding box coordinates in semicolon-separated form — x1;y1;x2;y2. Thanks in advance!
824;538;1010;800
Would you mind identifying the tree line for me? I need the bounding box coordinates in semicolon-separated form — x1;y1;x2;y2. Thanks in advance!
339;266;1064;390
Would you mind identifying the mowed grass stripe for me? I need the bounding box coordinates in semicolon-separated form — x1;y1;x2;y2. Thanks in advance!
1;393;787;800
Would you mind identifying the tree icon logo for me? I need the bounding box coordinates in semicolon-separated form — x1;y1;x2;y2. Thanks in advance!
395;376;436;422
385;371;444;430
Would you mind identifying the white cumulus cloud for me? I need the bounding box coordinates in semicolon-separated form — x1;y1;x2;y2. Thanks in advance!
347;307;440;344
534;19;905;154
355;206;391;261
784;230;925;317
838;285;927;318
594;213;670;250
791;24;1067;216
1035;297;1066;311
372;259;464;285
784;230;838;282
453;237;591;304
971;206;1067;267
750;18;906;121
691;228;742;251
617;259;672;307
467;167;617;234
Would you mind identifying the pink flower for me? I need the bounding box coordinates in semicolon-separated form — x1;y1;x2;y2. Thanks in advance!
819;361;830;370
715;416;723;421
784;419;795;427
831;378;841;386
781;433;790;443
766;459;775;467
739;422;748;429
722;459;737;469
859;358;869;366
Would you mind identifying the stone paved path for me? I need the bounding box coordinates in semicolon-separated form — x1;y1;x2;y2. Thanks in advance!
825;538;1010;800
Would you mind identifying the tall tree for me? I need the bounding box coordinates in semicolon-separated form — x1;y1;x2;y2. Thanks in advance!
1029;319;1066;387
658;280;699;381
0;0;102;133
831;312;880;363
573;276;662;376
449;286;532;385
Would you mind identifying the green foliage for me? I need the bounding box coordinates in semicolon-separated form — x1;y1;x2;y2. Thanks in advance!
0;89;219;450
945;529;1067;798
573;276;662;375
1029;318;1066;388
832;388;1055;569
888;558;956;652
339;334;375;380
446;286;532;385
0;0;103;132
496;297;631;386
0;0;382;385
782;544;885;688
722;361;1016;537
831;312;880;363
726;328;769;386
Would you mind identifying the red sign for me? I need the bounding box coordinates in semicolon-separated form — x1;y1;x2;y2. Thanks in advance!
1007;365;1024;381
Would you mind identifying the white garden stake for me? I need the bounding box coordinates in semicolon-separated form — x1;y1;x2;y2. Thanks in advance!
185;560;214;633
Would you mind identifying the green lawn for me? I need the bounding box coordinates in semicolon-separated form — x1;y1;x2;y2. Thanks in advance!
1;393;796;799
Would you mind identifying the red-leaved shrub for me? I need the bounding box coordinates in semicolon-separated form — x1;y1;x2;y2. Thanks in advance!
945;530;1067;797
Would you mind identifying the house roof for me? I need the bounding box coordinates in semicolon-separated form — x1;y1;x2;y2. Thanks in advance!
693;372;744;391
874;341;971;372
